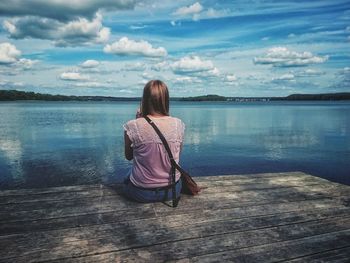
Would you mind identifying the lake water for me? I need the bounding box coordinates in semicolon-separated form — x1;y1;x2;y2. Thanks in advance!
0;101;349;189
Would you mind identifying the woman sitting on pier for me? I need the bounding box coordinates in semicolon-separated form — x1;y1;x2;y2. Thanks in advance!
122;80;185;202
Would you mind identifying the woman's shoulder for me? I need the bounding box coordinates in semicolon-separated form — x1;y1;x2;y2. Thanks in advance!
125;117;150;125
125;118;138;125
125;116;184;129
157;116;185;127
170;116;185;127
170;116;182;122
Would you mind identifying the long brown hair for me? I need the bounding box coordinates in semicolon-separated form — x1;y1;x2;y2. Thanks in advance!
141;80;169;116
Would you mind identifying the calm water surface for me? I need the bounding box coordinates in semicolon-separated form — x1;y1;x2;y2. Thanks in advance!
0;101;349;189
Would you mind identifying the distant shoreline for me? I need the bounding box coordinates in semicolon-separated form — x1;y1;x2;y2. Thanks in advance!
1;90;350;102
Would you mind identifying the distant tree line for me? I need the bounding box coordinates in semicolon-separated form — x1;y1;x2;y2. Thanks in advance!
0;90;139;101
0;90;79;101
273;93;350;101
1;89;350;101
179;94;227;101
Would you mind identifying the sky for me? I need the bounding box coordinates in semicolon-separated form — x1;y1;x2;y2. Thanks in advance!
0;0;349;97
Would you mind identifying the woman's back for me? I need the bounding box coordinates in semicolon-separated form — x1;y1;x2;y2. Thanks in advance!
124;116;185;188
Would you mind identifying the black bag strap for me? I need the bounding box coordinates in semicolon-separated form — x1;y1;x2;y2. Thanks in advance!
144;116;179;207
144;116;184;171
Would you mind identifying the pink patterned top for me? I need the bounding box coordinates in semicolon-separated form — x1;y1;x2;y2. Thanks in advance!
123;116;185;188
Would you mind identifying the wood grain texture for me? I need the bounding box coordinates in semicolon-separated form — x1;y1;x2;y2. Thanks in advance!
0;172;349;263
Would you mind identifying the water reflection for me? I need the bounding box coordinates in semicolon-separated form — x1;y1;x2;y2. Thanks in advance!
0;138;23;182
173;102;350;185
0;102;134;188
0;101;350;189
254;130;318;160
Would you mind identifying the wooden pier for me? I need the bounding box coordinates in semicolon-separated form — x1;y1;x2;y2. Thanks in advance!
0;172;350;262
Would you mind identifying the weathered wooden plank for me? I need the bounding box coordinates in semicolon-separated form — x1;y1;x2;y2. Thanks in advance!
0;179;336;211
1;197;347;235
1;180;349;223
0;172;349;263
153;191;349;216
286;246;350;262
0;206;155;235
194;171;313;182
0;187;119;205
198;176;330;187
201;181;349;195
6;217;350;263
1;207;350;260
187;231;350;263
2;180;348;214
1;181;349;224
0;175;327;205
0;171;315;198
0;184;107;197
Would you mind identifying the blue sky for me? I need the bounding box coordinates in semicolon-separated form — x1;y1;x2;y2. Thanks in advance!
0;0;349;97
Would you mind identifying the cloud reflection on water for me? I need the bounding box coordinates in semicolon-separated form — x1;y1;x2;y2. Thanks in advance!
1;101;350;189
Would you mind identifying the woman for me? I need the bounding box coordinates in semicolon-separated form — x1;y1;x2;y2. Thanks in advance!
123;80;185;202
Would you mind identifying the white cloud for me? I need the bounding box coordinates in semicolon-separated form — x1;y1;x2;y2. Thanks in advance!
170;20;181;26
295;69;325;77
0;79;24;88
253;47;328;67
0;42;21;64
151;61;168;71
173;2;203;16
273;73;295;81
271;73;297;85
74;81;105;88
331;67;350;90
0;42;37;70
173;76;202;84
226;74;237;82
204;8;230;19
130;24;147;30
138;79;149;85
224;74;239;86
119;89;134;94
172;3;228;21
3;20;16;35
341;67;350;73
0;0;136;21
204;67;220;77
81;60;100;68
56;13;110;46
4;13;110;47
123;62;146;71
172;56;214;73
60;72;90;81
1;0;134;47
18;58;38;69
104;37;167;57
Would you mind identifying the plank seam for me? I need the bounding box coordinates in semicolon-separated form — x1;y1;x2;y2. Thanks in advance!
276;245;350;262
31;228;350;262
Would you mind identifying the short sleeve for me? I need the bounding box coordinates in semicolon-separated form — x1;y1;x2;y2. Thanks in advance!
177;118;185;142
123;119;139;147
180;120;186;141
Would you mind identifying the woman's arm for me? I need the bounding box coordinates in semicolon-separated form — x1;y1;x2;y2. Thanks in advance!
124;131;133;160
